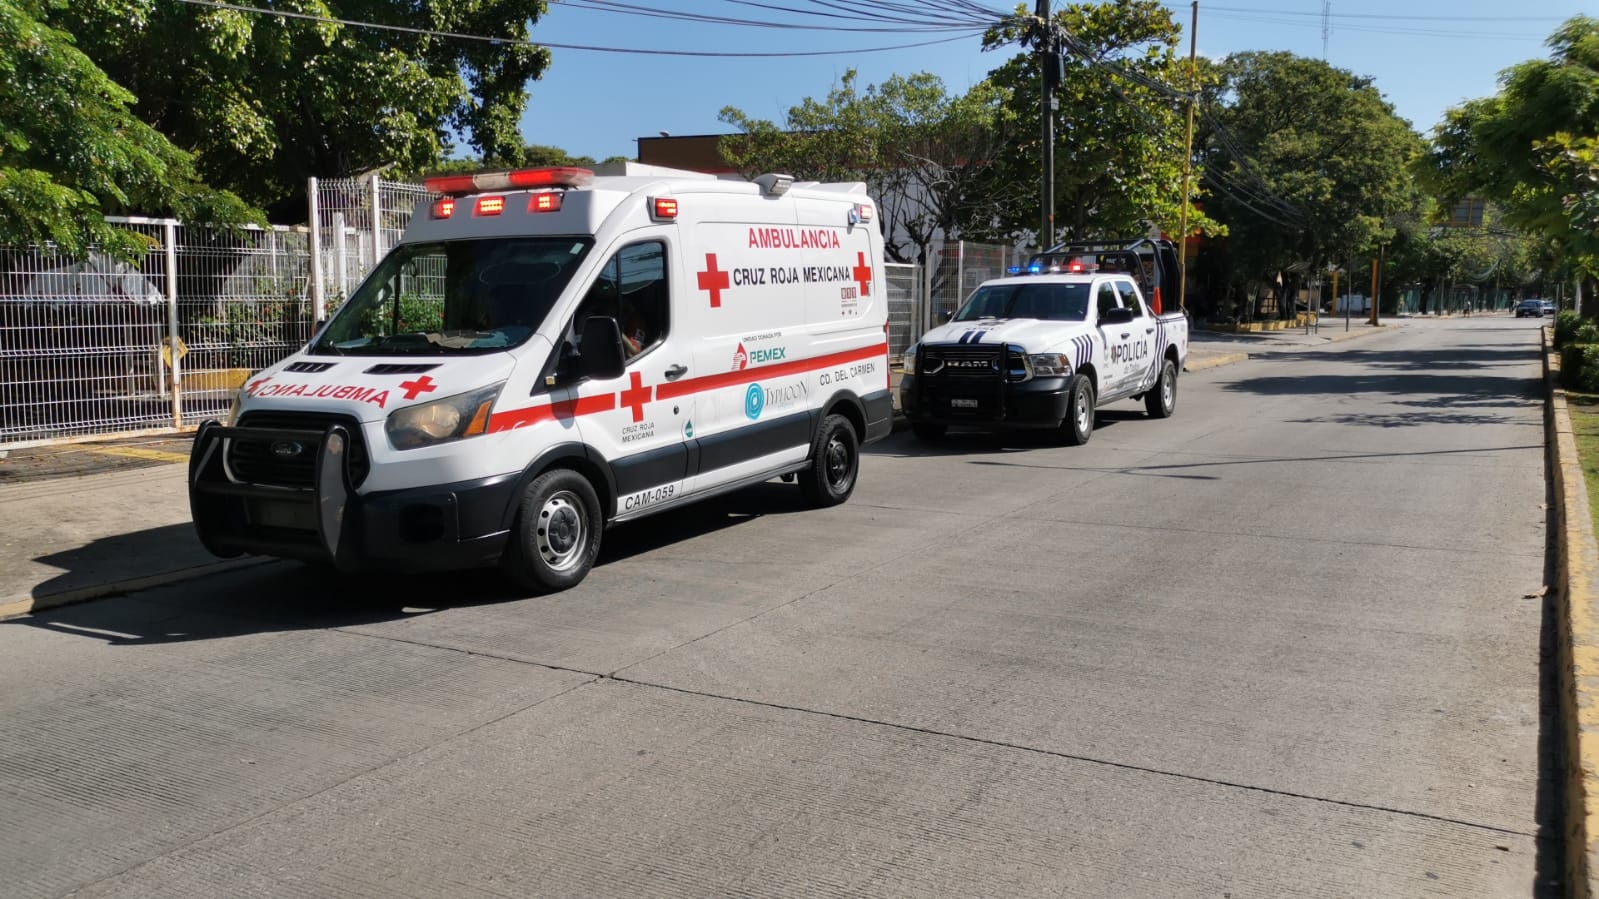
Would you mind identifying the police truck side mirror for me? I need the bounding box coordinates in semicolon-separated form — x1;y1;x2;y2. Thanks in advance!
1101;307;1136;326
577;315;626;381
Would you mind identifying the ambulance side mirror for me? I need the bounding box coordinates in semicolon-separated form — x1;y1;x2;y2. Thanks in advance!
577;316;626;381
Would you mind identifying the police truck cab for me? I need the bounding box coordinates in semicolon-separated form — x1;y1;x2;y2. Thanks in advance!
189;164;893;592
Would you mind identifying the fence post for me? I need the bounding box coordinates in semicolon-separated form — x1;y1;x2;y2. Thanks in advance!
164;221;181;428
333;212;348;301
369;174;383;268
955;241;965;314
309;176;325;322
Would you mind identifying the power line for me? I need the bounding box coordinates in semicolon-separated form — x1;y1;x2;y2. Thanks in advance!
173;0;991;58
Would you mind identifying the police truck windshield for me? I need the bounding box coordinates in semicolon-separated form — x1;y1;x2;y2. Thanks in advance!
954;282;1091;323
312;237;592;356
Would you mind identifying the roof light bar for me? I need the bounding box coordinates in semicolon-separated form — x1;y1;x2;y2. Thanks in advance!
424;166;595;196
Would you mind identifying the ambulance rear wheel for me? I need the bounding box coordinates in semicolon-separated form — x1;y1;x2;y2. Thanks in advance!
800;414;859;507
1059;374;1095;446
501;469;602;594
1145;358;1177;419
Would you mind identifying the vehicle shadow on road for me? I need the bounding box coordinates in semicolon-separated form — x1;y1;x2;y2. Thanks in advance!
3;560;499;647
866;417;1129;458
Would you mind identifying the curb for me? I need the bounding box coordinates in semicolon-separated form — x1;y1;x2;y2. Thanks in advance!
1545;325;1599;897
0;557;273;621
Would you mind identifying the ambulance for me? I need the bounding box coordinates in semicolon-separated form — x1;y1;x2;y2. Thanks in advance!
188;164;893;592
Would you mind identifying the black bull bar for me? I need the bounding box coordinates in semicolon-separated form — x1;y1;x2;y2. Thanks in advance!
188;419;357;569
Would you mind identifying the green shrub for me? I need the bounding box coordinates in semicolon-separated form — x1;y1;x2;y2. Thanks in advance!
1562;344;1599;392
1579;321;1599;346
1555;310;1582;347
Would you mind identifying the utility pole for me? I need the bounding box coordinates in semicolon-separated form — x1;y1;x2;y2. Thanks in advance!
1368;247;1382;326
1037;0;1057;250
1176;1;1198;314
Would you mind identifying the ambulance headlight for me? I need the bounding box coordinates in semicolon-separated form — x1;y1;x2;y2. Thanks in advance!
902;344;919;375
1027;353;1071;377
385;383;504;450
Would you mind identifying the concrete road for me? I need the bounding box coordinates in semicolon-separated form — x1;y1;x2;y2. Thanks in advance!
0;316;1558;897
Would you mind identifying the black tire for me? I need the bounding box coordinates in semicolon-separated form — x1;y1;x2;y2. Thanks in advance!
1058;373;1094;446
799;413;860;507
500;468;603;594
911;422;946;441
1144;357;1177;419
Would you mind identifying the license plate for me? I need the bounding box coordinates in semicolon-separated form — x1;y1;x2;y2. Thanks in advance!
951;398;979;409
251;500;316;530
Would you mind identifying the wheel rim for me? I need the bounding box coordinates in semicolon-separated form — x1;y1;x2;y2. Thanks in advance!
1075;385;1092;434
1161;364;1175;410
535;490;586;572
825;434;855;492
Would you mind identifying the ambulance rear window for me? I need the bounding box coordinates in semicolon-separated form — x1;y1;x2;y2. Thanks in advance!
312;237;592;356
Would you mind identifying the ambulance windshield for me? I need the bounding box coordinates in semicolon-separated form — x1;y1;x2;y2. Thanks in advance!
954;282;1090;322
312;237;592;356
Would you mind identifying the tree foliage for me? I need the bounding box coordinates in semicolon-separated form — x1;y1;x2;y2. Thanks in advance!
969;0;1212;245
52;0;551;218
1200;51;1421;292
718;70;1016;266
0;0;258;259
1420;16;1599;279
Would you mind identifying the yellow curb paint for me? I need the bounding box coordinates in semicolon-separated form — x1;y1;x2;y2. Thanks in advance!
85;447;191;464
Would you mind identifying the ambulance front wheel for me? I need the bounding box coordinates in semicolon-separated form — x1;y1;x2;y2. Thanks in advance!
800;414;859;508
501;468;603;594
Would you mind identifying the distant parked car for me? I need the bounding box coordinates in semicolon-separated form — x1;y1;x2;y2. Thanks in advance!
1515;299;1543;318
1542;300;1557;316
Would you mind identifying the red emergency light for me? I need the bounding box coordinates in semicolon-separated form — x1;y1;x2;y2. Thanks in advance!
424;166;595;196
651;197;679;221
475;196;505;216
528;192;563;213
431;197;456;219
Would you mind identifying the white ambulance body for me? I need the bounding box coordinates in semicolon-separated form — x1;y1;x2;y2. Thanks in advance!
188;165;893;592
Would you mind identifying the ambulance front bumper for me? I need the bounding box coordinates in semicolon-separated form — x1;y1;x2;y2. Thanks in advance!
188;419;515;572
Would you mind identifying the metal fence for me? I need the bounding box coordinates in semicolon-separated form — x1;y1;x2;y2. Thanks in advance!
309;175;435;314
0;218;315;448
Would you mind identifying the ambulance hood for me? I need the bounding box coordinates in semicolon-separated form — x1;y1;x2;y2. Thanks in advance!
238;350;523;423
917;317;1090;353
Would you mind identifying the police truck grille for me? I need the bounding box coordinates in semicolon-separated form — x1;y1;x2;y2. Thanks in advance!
923;346;1026;381
229;412;370;489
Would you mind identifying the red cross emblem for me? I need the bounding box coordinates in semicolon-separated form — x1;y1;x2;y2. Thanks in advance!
399;375;438;400
852;252;873;297
619;371;651;423
697;253;730;308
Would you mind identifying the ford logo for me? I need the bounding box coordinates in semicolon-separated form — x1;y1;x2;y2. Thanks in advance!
271;440;305;459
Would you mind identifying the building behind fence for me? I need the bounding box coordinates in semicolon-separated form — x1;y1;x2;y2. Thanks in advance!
0;175;1005;449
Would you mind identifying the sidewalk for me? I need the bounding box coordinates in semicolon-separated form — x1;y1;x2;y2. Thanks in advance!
0;317;1398;620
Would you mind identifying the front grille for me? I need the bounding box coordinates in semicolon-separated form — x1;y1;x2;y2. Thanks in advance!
921;344;1027;381
229;411;370;489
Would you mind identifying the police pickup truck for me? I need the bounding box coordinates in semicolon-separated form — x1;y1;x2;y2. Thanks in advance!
900;239;1188;445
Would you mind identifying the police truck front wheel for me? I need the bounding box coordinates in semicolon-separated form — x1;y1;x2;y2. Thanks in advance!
800;414;859;507
1145;358;1177;419
1059;374;1095;446
501;469;603;593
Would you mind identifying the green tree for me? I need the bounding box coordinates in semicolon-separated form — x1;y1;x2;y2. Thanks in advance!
0;0;256;258
1200;51;1422;316
719;70;1017;267
1421;16;1599;289
54;0;551;219
970;0;1212;245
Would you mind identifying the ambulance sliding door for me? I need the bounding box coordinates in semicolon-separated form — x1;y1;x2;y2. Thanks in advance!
677;201;813;495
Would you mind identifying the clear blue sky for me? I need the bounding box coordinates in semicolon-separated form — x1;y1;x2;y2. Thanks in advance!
517;1;1592;162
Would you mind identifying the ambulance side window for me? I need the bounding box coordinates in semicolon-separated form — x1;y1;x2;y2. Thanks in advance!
575;241;669;362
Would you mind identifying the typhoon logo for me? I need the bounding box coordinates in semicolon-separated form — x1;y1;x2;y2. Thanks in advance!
733;342;749;371
744;383;765;420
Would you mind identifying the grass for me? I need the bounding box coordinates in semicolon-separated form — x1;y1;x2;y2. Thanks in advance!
1568;396;1599;528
